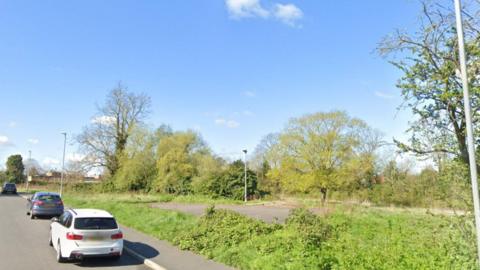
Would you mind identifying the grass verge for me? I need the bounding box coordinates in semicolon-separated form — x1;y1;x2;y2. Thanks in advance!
60;192;477;270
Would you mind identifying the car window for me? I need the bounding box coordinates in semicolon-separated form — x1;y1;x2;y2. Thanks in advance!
58;212;71;227
37;195;61;201
64;214;72;228
74;218;118;230
58;213;66;224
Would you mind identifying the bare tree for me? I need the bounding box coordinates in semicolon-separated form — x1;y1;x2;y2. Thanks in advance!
77;83;151;175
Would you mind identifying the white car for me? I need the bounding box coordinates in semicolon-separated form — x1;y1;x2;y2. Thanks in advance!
49;209;123;262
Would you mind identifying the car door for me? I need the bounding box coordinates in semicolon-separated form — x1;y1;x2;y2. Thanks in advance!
52;212;69;249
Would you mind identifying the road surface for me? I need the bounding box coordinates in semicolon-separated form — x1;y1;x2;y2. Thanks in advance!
0;194;148;270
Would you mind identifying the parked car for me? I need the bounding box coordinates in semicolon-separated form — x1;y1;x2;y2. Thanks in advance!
27;192;64;219
49;209;123;262
1;182;17;194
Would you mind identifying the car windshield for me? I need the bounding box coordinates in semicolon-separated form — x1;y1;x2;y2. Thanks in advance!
74;218;118;230
37;195;61;201
5;184;15;187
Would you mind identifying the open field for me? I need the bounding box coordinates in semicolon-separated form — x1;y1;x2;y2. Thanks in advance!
51;191;478;270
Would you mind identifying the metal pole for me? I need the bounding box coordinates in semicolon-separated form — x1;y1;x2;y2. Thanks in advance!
454;0;480;264
60;132;67;197
243;149;248;203
26;150;31;192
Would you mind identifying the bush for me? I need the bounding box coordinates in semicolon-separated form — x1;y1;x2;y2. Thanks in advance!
174;207;278;258
67;182;97;193
285;208;334;247
194;160;258;200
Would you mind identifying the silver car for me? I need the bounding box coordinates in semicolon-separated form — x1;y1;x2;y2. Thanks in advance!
27;192;64;219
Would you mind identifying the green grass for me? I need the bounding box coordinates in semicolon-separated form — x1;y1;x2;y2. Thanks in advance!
62;192;197;241
59;192;477;270
174;206;477;270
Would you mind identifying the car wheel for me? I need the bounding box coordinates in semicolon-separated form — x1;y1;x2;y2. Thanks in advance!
56;241;66;263
30;213;35;220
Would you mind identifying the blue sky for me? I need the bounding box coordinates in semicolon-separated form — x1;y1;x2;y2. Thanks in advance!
0;0;422;169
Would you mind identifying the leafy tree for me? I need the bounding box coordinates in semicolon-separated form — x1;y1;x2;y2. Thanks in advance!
378;1;480;166
6;154;25;183
153;131;213;194
114;126;159;191
0;171;6;182
267;111;382;202
77;83;151;175
198;160;258;200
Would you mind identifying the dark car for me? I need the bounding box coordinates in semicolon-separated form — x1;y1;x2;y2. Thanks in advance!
27;192;64;219
1;182;17;194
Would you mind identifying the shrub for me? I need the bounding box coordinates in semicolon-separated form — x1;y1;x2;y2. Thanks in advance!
194;160;258;200
285;208;334;247
174;207;278;258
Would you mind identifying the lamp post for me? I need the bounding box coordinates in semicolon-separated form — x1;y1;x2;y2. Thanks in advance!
243;149;248;203
26;150;31;192
454;0;480;264
60;132;67;197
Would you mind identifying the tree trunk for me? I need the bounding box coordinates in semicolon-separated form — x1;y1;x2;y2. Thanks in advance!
320;188;328;205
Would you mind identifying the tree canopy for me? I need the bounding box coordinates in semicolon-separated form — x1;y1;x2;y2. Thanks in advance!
6;154;25;183
266;111;382;201
378;1;480;166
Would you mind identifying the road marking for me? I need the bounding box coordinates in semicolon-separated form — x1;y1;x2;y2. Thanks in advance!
123;246;168;270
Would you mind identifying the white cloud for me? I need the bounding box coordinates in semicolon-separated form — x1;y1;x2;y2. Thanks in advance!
226;0;269;18
273;3;303;26
67;153;85;163
243;110;254;116
225;0;303;26
91;115;116;125
215;118;226;125
243;91;256;98
374;91;395;99
215;118;240;128
0;136;13;147
27;138;39;145
43;157;60;168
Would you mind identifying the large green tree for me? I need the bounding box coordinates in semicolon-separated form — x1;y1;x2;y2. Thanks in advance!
114;126;160;191
153;131;216;194
6;154;25;183
378;1;480;166
267;111;382;202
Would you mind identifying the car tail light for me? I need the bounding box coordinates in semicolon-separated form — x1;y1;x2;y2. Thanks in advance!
56;201;63;206
111;232;123;240
66;232;83;240
33;201;44;206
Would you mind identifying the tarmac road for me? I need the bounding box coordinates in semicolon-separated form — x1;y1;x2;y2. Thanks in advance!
0;194;148;270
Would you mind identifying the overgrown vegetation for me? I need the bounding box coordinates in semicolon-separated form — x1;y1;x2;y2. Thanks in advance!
60;192;477;270
174;206;477;270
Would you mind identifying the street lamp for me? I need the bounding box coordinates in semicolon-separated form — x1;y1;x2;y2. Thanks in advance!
243;149;248;203
60;132;67;197
26;150;31;192
454;0;480;264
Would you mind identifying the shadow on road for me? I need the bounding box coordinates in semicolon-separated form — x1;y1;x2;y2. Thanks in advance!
74;240;160;268
74;255;141;268
0;193;20;197
124;240;160;259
